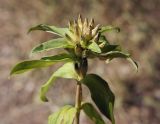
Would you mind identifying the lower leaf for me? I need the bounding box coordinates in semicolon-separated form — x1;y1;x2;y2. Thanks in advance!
81;102;105;124
81;74;115;124
48;105;77;124
40;62;79;102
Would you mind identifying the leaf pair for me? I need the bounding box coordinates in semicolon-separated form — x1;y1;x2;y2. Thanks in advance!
28;24;120;55
10;59;115;124
38;64;115;124
46;73;115;124
28;24;74;55
49;102;106;124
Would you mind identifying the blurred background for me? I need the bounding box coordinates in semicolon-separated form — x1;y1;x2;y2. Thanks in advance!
0;0;160;124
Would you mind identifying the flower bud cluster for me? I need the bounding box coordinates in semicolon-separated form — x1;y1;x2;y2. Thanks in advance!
65;14;101;57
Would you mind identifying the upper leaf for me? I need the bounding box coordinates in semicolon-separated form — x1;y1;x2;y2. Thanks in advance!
28;24;69;37
81;74;115;124
40;62;79;102
99;51;138;71
100;51;130;58
10;54;73;75
48;105;77;124
10;60;56;75
100;26;120;33
81;102;105;124
31;38;73;54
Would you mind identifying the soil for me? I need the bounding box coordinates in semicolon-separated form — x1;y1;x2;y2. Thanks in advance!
0;0;159;124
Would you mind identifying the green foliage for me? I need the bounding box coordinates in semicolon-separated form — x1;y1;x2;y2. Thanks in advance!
10;15;138;124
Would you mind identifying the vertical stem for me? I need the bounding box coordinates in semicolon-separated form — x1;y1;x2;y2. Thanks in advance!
74;56;87;124
75;82;82;124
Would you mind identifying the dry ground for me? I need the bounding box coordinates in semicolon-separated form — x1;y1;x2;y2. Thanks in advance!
0;0;160;124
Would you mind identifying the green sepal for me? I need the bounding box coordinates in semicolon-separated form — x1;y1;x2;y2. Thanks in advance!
98;35;110;45
88;42;101;53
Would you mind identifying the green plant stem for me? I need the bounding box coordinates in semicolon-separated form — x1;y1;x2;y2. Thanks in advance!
75;81;82;124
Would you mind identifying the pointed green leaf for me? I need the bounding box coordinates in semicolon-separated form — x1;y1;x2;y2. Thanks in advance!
10;54;73;75
81;103;105;124
31;38;73;54
28;24;69;37
100;51;130;58
10;60;55;75
100;51;138;71
81;74;115;124
40;62;79;102
48;105;77;124
88;42;101;53
100;26;120;33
